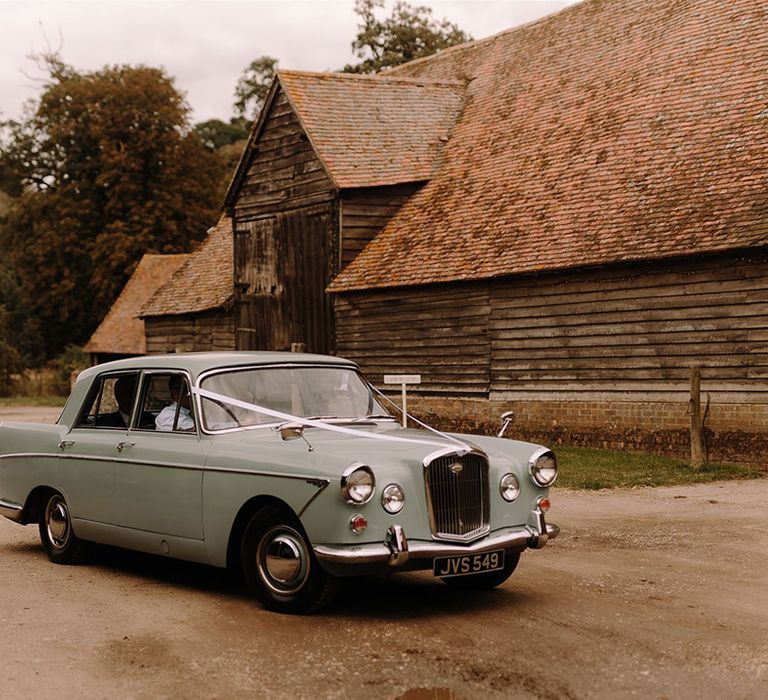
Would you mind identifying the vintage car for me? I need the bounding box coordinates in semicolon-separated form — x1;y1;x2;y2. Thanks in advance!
0;352;559;613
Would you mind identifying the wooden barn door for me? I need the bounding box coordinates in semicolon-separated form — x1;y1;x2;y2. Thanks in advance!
235;206;334;353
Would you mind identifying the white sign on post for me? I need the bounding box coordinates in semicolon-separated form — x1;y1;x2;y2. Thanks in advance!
383;374;421;428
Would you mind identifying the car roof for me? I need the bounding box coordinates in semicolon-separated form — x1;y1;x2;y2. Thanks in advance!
77;351;359;384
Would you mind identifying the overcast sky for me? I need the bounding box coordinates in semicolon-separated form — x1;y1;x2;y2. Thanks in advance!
2;0;579;125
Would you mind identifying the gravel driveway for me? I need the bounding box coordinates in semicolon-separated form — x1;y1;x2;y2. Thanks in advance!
0;407;765;698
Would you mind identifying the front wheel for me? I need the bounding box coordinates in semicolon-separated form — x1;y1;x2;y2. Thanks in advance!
38;492;88;564
240;504;339;614
442;550;520;589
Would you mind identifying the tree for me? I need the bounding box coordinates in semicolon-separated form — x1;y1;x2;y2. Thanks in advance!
193;118;249;151
0;305;23;395
233;56;278;122
0;257;43;367
343;0;471;74
0;55;225;359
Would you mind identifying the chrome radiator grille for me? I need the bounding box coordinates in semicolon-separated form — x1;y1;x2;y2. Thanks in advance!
424;452;490;541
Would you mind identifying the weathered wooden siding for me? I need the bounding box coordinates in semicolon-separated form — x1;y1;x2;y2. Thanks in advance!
335;250;768;403
234;206;334;353
144;311;235;355
232;87;337;353
340;184;421;268
335;284;490;396
490;251;768;402
233;90;335;219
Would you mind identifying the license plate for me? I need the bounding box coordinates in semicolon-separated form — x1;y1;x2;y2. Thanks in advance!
433;549;505;578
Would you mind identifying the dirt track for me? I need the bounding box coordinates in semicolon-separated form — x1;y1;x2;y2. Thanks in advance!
0;407;766;698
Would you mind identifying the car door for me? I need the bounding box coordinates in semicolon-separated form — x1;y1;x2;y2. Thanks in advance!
112;370;207;540
59;371;141;528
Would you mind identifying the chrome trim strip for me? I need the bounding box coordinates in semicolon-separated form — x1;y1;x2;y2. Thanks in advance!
313;524;559;567
0;453;58;461
2;452;204;472
298;480;331;517
204;464;331;485
0;498;24;522
0;452;330;485
421;446;486;468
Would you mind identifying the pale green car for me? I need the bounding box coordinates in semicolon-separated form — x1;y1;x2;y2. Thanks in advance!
0;352;559;614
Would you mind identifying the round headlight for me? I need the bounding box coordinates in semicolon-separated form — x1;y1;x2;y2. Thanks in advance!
381;483;405;514
499;473;520;502
529;449;558;487
340;464;375;504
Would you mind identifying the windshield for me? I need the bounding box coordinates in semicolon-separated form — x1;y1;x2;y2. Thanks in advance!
199;365;391;431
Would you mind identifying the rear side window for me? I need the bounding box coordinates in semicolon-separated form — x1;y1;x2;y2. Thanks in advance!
76;373;139;430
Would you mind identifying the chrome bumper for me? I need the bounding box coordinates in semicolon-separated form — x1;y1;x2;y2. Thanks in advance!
313;522;559;575
0;498;24;523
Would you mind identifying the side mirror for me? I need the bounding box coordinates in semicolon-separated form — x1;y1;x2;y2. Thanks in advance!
280;423;305;441
498;410;515;438
278;422;314;451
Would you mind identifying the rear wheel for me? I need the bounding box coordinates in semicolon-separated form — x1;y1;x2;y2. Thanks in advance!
240;504;338;614
38;492;88;564
441;550;520;589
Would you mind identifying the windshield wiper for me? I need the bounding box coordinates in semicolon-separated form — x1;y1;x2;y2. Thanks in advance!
351;414;396;423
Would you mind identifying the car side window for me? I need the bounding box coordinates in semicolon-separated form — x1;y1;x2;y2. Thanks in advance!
137;373;196;433
75;373;139;430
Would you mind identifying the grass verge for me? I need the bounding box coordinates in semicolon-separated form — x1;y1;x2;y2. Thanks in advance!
555;445;763;489
0;396;68;407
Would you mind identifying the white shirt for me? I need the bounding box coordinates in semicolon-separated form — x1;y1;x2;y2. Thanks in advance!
155;403;195;431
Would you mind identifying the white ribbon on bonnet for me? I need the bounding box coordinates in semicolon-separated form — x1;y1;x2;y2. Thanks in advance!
191;385;472;452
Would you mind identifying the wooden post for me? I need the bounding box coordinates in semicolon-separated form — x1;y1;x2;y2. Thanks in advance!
690;366;704;470
383;374;422;429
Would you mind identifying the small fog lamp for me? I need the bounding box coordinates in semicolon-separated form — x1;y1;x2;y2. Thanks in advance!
350;514;368;534
381;483;405;514
499;473;520;502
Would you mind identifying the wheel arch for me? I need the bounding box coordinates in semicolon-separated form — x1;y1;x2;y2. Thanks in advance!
226;495;299;571
22;485;58;525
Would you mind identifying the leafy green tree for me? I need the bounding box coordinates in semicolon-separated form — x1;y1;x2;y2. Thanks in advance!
343;0;471;74
193;118;249;151
0;55;225;359
233;56;278;122
0;305;23;395
0;258;43;366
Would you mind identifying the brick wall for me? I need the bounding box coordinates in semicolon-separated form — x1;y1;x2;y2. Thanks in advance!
404;395;768;466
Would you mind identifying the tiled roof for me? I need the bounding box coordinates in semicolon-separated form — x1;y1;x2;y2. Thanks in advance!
329;0;768;292
278;70;465;188
139;216;233;317
84;254;189;355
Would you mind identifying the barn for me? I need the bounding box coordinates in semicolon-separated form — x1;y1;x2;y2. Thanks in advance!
163;0;767;461
84;253;189;364
139;216;235;354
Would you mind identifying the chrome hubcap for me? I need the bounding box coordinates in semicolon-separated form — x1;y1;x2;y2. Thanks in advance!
46;496;70;550
257;526;309;595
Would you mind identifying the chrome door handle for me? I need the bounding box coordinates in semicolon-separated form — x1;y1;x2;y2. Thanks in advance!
58;440;75;450
115;442;135;453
